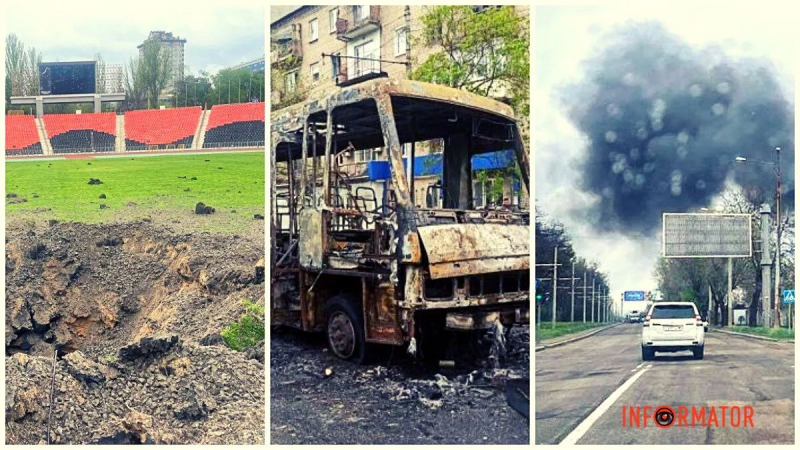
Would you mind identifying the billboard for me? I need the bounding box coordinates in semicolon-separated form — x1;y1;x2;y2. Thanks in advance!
39;61;96;95
624;291;646;301
663;213;751;258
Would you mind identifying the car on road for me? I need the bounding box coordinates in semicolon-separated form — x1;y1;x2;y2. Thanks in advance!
641;302;705;360
628;310;641;323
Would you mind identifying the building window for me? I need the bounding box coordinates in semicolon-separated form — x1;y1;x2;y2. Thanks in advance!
311;62;320;84
355;148;373;163
331;53;341;80
472;178;496;208
284;71;298;93
309;18;319;42
353;42;375;77
395;27;408;56
354;5;369;21
329;8;339;33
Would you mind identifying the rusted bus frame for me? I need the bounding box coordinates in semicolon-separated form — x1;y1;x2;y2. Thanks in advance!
428;256;530;280
270;78;531;338
413;293;529;311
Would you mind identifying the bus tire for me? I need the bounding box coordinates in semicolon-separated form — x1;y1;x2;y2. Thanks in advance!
326;295;367;364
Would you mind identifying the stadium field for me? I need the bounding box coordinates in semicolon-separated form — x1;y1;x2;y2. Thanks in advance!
6;151;265;232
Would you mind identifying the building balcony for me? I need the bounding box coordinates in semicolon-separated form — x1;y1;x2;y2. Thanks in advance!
335;53;387;87
336;5;381;41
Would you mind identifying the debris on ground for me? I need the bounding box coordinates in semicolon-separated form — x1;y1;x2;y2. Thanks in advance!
195;202;216;215
270;325;530;444
5;221;265;444
88;178;103;185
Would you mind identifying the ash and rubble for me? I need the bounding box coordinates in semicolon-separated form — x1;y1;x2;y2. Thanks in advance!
5;221;265;444
270;325;530;445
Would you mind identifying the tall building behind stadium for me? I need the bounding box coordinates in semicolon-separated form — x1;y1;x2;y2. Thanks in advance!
138;31;186;92
101;64;124;93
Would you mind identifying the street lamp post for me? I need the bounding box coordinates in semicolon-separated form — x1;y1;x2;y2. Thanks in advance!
735;147;782;328
775;147;782;329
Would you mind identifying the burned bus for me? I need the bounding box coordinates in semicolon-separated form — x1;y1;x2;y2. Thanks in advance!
271;78;530;363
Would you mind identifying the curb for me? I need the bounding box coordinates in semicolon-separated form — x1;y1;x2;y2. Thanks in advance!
535;323;622;352
710;328;794;343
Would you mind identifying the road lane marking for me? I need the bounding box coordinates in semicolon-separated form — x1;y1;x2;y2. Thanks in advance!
559;365;652;445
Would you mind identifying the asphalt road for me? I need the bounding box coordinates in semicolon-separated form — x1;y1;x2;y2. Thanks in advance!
535;323;794;444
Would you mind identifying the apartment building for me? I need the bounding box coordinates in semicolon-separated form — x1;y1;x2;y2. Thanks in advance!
271;6;425;103
271;5;529;209
138;31;186;93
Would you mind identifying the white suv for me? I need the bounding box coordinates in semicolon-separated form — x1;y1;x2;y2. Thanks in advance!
641;302;705;360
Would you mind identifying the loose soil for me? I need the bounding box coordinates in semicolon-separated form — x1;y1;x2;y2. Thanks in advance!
5;220;265;444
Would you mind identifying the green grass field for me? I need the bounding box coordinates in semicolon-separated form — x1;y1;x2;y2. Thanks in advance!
727;326;794;341
536;321;609;341
6;152;265;232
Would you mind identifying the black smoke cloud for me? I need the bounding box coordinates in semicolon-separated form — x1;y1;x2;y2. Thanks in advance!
563;22;794;233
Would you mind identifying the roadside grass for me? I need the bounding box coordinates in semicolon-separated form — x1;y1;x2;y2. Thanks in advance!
727;326;794;341
536;321;609;341
5;152;264;233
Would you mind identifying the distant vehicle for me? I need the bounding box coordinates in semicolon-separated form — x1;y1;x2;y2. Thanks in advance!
628;310;640;323
641;302;705;360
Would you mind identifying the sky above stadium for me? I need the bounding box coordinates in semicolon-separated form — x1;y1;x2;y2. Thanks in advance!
535;4;796;309
5;0;264;75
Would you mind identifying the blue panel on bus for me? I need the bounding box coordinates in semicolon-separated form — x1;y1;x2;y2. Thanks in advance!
367;150;514;182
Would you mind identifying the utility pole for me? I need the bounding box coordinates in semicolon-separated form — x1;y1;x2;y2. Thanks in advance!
552;247;558;327
760;203;773;327
571;264;576;323
592;278;594;322
602;289;606;322
583;272;587;323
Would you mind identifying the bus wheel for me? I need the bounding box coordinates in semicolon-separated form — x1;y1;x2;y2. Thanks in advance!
326;296;366;363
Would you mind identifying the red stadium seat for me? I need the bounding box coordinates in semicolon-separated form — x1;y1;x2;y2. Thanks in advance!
203;102;264;148
5;115;43;155
125;107;202;150
43;112;116;154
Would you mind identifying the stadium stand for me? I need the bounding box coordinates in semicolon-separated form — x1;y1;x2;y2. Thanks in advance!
125;106;202;150
203;102;265;148
5;115;44;156
44;112;116;154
